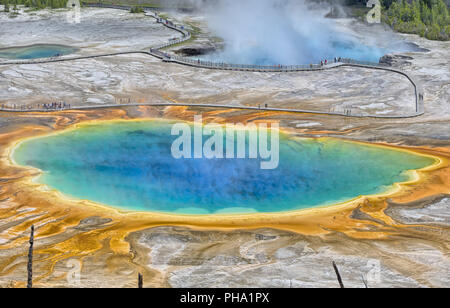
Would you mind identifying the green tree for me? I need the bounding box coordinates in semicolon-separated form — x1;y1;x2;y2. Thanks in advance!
384;0;449;41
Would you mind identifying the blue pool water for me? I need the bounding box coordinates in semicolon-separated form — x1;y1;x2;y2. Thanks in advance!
201;39;387;66
0;44;78;60
13;120;435;214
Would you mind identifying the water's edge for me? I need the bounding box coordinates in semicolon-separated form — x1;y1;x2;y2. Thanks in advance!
9;118;440;216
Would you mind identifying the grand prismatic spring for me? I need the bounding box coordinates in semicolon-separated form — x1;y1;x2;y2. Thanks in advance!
12;120;436;215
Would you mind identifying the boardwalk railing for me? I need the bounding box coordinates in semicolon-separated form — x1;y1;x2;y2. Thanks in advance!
165;55;326;71
340;58;387;67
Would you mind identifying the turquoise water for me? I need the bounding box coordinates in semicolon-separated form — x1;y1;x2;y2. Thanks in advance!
0;44;77;60
13;120;434;214
201;39;388;66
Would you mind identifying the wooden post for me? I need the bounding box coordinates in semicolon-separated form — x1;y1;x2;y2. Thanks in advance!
27;225;34;288
361;274;368;288
138;273;143;288
332;261;344;288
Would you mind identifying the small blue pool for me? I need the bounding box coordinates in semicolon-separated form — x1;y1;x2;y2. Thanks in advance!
0;44;78;60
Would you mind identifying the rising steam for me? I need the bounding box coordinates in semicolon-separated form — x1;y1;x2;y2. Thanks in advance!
185;0;389;65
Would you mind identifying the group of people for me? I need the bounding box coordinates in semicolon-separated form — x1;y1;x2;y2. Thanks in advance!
149;48;171;59
320;57;342;66
0;102;71;111
41;102;71;110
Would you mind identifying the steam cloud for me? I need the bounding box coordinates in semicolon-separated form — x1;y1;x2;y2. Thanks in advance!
191;0;388;65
